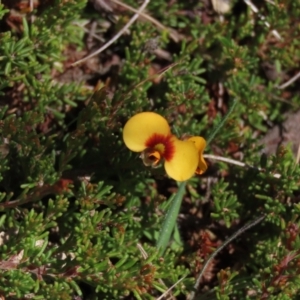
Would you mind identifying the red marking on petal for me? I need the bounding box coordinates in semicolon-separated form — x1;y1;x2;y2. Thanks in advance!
145;134;175;161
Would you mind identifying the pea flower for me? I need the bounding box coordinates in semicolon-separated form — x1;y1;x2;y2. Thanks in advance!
123;112;207;181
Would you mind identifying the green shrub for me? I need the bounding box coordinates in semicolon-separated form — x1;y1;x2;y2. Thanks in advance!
0;0;300;299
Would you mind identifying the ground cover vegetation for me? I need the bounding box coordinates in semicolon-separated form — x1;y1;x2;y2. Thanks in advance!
0;0;300;299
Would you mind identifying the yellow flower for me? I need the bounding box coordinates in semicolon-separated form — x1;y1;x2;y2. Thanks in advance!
123;112;207;181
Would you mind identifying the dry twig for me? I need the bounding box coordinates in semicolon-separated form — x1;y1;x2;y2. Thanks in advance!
72;0;150;66
243;0;281;40
204;154;281;178
110;0;180;42
187;215;266;300
277;70;300;89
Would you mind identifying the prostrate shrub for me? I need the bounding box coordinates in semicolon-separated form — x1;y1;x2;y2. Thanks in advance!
0;0;300;299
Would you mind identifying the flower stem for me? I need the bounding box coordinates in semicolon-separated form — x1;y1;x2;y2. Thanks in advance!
156;181;186;255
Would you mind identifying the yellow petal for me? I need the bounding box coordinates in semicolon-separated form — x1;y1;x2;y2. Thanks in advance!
164;138;199;181
123;112;171;152
188;136;207;174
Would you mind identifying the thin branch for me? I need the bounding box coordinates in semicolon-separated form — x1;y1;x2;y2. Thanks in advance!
277;70;300;89
136;243;174;300
187;215;266;300
206;99;238;145
110;0;180;42
156;274;188;300
29;0;35;23
72;0;150;66
243;0;281;40
204;154;252;168
72;21;105;43
29;0;34;11
204;154;281;178
296;143;300;165
265;0;276;5
136;243;148;260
